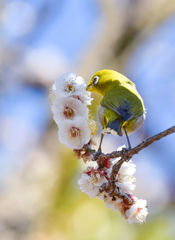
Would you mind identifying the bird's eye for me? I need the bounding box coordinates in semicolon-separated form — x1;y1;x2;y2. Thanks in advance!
93;76;99;85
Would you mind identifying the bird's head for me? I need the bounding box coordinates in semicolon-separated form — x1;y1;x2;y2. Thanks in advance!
86;69;118;96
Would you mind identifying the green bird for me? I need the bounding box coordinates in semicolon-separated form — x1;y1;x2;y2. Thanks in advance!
86;69;146;152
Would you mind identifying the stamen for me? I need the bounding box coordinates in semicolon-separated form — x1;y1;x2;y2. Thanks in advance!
70;127;80;138
65;82;75;93
64;107;76;119
135;207;141;215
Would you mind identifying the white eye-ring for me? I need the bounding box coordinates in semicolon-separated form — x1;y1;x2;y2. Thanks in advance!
93;76;99;85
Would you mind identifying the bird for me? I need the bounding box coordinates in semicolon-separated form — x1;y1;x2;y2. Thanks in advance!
86;69;146;153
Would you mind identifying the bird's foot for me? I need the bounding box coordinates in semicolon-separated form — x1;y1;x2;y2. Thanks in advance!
120;147;132;161
120;147;129;153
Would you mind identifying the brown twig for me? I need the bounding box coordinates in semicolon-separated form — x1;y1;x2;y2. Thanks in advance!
96;126;175;202
96;125;175;164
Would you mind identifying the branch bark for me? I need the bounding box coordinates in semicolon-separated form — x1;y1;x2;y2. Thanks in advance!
95;126;175;202
96;126;175;164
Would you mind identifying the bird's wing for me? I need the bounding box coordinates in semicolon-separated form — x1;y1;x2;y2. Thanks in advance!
100;89;142;121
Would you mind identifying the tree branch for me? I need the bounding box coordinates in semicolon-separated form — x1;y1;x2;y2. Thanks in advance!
96;126;175;164
95;126;175;202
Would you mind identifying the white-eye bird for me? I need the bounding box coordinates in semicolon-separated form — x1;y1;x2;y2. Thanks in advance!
86;69;146;152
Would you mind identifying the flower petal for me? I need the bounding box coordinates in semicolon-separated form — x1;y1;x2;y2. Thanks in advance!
52;97;88;124
55;72;86;98
58;117;90;149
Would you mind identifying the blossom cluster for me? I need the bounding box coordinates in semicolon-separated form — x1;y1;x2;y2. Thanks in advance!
49;72;97;151
78;146;148;225
49;72;148;225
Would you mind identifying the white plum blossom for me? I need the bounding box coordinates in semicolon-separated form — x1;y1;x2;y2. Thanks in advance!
78;169;108;199
58;117;90;149
51;97;88;125
56;72;86;98
116;160;136;194
126;198;148;224
70;92;93;106
50;71;95;150
116;181;135;195
78;91;93;106
119;160;136;176
97;191;117;210
110;146;136;195
78;173;100;199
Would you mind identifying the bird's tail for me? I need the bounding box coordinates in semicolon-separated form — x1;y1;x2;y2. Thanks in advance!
106;119;123;136
101;108;123;136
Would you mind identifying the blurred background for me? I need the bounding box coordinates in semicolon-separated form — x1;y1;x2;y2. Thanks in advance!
0;0;175;239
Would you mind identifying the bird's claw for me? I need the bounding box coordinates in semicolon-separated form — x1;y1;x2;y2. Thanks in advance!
120;147;129;153
121;148;132;161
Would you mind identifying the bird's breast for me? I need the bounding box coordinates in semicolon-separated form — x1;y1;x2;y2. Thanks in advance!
98;105;106;127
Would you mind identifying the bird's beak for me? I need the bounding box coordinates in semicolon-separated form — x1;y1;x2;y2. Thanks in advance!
86;84;92;91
